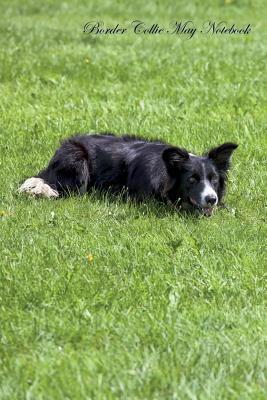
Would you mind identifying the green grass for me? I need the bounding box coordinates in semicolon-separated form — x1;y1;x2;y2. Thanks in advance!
0;0;266;399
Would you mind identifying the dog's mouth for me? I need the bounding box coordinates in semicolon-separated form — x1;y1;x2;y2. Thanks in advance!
188;197;215;217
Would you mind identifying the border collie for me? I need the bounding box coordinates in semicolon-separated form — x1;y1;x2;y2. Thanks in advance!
18;133;238;216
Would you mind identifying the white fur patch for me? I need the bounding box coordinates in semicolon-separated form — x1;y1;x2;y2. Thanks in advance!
18;177;59;198
78;163;89;195
200;181;218;206
78;183;87;195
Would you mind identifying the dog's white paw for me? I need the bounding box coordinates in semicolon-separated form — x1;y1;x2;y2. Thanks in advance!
18;177;59;198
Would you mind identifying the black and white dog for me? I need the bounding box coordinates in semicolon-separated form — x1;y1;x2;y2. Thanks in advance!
18;133;238;216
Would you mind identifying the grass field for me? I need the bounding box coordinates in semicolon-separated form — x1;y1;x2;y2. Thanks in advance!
0;0;266;399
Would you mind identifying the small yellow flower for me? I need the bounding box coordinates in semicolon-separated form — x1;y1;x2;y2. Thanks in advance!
0;210;8;217
84;58;90;64
87;254;94;262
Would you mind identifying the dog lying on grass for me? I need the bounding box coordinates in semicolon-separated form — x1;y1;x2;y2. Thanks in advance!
18;133;238;216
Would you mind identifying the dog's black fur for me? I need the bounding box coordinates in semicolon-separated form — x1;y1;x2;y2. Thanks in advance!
20;133;238;215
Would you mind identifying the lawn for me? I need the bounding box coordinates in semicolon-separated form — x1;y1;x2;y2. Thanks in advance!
0;0;266;399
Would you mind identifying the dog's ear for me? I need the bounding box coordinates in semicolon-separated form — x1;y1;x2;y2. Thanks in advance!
162;147;189;172
208;143;238;173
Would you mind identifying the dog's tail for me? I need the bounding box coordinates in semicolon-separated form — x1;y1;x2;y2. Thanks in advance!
18;137;90;198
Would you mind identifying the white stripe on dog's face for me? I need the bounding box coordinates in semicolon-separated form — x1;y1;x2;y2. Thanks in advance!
200;180;218;207
198;161;218;207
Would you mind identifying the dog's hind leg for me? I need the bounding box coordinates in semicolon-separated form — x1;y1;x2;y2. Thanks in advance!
18;137;90;198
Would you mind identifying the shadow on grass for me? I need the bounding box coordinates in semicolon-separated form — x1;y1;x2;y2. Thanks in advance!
16;184;231;221
56;188;203;221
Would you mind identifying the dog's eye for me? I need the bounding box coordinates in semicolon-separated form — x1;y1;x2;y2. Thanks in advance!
208;174;218;184
188;175;199;184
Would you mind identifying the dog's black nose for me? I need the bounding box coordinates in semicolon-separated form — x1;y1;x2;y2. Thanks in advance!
205;195;217;205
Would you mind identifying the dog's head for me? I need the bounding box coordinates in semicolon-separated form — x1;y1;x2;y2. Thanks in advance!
162;143;238;216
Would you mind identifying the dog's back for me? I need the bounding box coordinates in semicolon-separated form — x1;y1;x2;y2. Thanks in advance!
18;133;169;198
